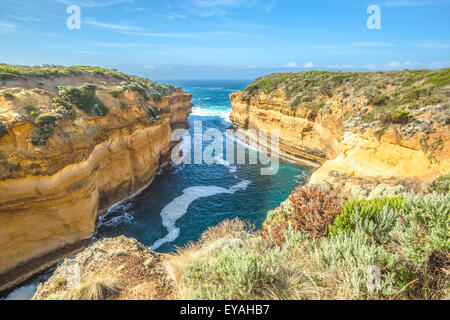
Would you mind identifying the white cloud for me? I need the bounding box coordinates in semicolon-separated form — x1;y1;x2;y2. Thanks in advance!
364;60;450;70
284;62;298;68
352;42;396;47
326;64;357;69
381;1;449;7
282;62;314;69
84;18;139;31
413;42;450;48
162;12;187;20
7;14;41;22
124;7;144;12
312;42;396;50
0;22;16;33
184;0;272;16
75;50;104;55
58;0;134;8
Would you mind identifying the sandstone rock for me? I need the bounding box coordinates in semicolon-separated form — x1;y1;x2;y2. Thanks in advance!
0;74;193;292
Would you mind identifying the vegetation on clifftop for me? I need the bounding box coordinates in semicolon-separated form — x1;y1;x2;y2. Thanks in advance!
172;177;449;300
0;64;176;97
241;69;450;132
0;65;179;147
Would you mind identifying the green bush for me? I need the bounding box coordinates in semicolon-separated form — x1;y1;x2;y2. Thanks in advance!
426;174;450;194
110;88;123;98
53;98;76;116
0;120;8;139
373;94;390;106
402;77;420;87
290;95;303;108
57;84;108;116
407;87;430;99
393;192;450;266
424;68;450;87
313;229;398;299
181;238;281;300
329;197;403;238
394;108;412;123
147;105;161;122
25;105;39;117
93;103;109;117
31;127;54;146
35;114;57;126
1;91;15;100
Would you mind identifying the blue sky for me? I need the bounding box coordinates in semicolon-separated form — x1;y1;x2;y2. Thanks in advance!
1;0;449;79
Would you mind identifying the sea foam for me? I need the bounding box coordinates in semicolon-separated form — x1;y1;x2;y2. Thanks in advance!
151;180;250;250
190;106;232;123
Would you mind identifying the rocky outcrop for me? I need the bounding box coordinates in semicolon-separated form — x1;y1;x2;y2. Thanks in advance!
230;89;342;164
0;67;192;292
32;236;173;300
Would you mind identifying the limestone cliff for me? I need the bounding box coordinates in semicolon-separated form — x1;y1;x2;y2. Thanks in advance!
0;66;192;292
230;69;450;197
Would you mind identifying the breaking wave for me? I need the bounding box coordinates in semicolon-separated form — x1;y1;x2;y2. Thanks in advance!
151;180;251;250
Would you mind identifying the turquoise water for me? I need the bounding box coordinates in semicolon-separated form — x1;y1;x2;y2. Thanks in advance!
3;80;311;299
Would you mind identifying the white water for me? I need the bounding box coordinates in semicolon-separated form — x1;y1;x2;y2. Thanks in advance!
191;106;232;123
151;180;251;250
214;155;237;173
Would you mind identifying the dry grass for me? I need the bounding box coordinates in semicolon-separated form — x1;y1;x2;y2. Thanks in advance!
46;277;121;300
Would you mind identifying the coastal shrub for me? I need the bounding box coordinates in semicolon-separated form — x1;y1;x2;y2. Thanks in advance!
53;98;76;116
24;105;38;115
380;108;412;124
329;197;403;238
350;205;398;244
373;94;390;106
147;105;161;122
331;74;350;86
262;185;342;243
388;192;450;299
402;76;421;87
35;113;57;126
0;91;15;100
57;83;108;116
110;88;123;98
313;229;398;299
290;95;303;108
426;174;450;194
174;194;449;300
393;192;450;266
124;82;150;99
394;108;412;123
150;91;162;101
424;68;450;87
0;120;8;139
181;242;281;299
31;127;54;146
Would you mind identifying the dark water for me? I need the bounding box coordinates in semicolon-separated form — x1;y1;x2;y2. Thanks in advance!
3;80;311;299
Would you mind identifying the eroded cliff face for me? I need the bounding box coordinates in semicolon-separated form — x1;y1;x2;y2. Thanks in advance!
0;73;192;292
230;82;449;197
230;89;343;164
